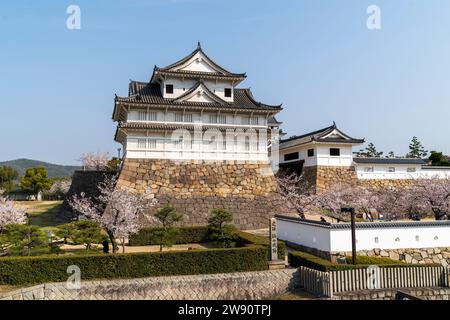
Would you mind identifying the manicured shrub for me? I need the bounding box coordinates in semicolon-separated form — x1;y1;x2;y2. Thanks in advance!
56;220;103;250
153;205;184;252
236;231;285;260
345;255;405;265
207;209;239;248
0;224;49;256
129;226;210;246
0;245;268;285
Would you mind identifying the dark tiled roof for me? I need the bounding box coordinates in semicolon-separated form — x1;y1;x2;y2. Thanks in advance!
280;123;365;146
353;157;425;165
152;69;246;81
115;81;282;111
154;43;246;78
275;214;450;229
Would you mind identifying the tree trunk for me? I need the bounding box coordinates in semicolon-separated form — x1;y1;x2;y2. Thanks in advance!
122;237;125;254
107;231;118;253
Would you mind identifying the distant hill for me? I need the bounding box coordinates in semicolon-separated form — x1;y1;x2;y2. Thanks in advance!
0;159;80;178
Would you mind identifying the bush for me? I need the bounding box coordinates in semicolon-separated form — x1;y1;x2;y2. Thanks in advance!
236;231;285;260
289;251;438;272
0;245;268;285
208;209;239;248
345;255;405;265
129;226;210;246
0;224;49;256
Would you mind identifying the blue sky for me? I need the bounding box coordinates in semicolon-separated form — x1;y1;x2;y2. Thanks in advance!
1;0;449;165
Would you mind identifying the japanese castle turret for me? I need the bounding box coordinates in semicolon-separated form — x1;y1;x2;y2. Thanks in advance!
112;43;290;229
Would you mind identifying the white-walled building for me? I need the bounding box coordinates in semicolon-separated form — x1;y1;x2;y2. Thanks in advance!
113;43;282;162
278;123;450;180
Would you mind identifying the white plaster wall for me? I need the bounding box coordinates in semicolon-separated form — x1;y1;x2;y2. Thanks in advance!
277;219;331;252
330;225;450;251
279;144;354;167
356;164;450;180
161;78;234;102
127;109;266;127
316;145;354;167
125;132;268;161
276;218;450;253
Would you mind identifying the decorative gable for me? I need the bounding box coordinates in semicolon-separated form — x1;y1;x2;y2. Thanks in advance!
173;82;228;105
321;129;353;141
172;51;220;74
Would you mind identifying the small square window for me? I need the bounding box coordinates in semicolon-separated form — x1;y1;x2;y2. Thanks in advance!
166;84;174;94
307;149;314;157
364;167;374;173
407;167;416;173
330;148;340;156
224;88;232;97
388;167;396;173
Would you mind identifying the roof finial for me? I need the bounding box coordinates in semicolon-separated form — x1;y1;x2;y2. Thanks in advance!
197;41;202;50
333;121;336;127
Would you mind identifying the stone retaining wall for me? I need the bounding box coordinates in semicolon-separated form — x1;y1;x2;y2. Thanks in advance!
303;165;414;192
330;287;450;300
0;269;299;300
336;247;450;267
59;170;116;221
117;159;295;230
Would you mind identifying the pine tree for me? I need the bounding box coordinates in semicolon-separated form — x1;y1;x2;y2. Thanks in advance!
388;151;395;158
407;136;428;159
356;142;383;157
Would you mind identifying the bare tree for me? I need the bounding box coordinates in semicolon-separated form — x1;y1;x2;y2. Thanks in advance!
69;175;157;253
79;151;110;171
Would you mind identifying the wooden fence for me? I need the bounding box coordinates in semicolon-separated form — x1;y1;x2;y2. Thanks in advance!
297;265;450;297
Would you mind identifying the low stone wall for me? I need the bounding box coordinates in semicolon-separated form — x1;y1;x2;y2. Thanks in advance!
0;269;299;300
117;159;295;230
337;247;450;267
330;287;450;300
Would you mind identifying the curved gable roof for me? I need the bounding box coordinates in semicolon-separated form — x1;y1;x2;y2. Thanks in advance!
151;43;246;81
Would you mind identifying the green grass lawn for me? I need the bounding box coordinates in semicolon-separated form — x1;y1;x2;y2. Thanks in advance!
17;201;64;228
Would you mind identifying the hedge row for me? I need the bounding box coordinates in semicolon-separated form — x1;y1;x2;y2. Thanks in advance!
0;246;268;286
288;251;438;272
129;226;210;246
128;227;286;260
236;231;285;260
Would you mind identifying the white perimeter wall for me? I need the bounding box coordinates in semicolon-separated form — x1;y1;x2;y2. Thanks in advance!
277;219;331;252
277;217;450;253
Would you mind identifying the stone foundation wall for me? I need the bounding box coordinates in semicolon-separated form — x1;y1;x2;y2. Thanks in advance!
0;269;299;300
330;287;450;300
303;165;415;192
59;170;116;221
334;247;450;267
117;159;294;230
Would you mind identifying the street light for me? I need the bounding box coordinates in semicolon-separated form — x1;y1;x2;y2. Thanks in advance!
342;207;356;265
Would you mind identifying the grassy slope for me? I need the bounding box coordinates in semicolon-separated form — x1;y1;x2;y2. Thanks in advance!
17;201;64;228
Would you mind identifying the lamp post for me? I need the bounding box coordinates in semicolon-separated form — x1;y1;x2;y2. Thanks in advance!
342;207;356;265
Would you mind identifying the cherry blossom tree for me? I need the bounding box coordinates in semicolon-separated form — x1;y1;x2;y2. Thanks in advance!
276;173;316;219
0;197;27;232
276;173;405;222
79;151;110;171
69;175;157;253
405;177;450;220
